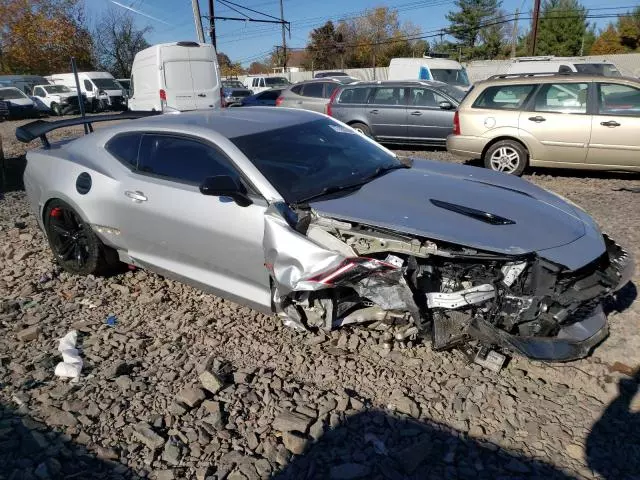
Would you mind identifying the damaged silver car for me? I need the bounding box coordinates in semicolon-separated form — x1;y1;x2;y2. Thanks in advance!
17;109;634;365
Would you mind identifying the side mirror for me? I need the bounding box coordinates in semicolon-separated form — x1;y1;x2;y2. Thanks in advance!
200;175;252;207
439;101;454;110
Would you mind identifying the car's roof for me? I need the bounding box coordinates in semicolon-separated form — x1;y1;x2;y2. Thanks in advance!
342;80;451;88
109;108;322;138
476;73;640;86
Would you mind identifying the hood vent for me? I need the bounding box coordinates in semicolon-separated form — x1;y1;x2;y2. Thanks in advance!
430;199;515;225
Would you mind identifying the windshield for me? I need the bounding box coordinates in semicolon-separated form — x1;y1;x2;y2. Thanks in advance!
44;85;71;94
117;80;130;88
230;118;402;203
223;80;245;88
0;88;27;100
265;77;290;86
436;84;466;102
430;68;471;87
92;78;122;90
575;63;621;77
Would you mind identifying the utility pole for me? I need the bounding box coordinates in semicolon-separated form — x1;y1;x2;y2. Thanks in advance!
510;8;519;58
530;0;541;56
279;0;287;72
208;0;216;50
191;0;205;43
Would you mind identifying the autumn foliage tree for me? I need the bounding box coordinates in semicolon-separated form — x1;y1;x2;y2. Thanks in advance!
0;0;93;75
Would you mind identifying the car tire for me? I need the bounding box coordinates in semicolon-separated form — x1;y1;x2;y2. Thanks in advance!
350;122;372;138
484;140;528;176
51;103;62;116
44;200;120;276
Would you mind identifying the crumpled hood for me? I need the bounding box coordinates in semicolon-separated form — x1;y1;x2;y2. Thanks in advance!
309;159;597;257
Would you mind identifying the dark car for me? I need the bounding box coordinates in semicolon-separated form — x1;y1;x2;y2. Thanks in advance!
221;80;253;107
326;80;466;146
0;100;8;121
233;88;283;107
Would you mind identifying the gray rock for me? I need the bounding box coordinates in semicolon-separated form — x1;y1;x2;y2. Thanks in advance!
330;463;371;479
282;431;308;455
154;470;175;480
46;408;78;427
17;325;40;342
133;422;165;450
254;458;272;477
246;431;259;451
162;442;182;466
199;370;224;394
394;395;420;418
195;467;211;480
309;419;324;441
115;375;133;390
176;387;206;408
105;361;129;379
272;411;313;434
233;371;253;384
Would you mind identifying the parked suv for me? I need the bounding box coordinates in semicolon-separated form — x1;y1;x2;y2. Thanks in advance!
276;78;357;113
447;73;640;175
326;80;466;146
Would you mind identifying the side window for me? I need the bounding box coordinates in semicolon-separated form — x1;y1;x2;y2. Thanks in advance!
598;83;640;117
338;87;371;104
533;83;589;114
34;87;44;97
260;78;265;87
324;83;339;98
558;65;573;73
472;85;535;110
251;78;257;87
105;133;142;168
138;135;238;184
302;82;324;98
83;79;93;91
290;84;303;94
130;75;134;96
410;88;447;107
369;87;405;105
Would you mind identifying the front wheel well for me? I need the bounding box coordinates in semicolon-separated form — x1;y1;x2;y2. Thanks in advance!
481;136;529;160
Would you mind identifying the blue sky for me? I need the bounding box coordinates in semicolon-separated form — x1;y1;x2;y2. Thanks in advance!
86;0;638;66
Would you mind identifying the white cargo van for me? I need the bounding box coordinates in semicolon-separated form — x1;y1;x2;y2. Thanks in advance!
506;57;621;76
127;41;221;112
244;75;291;94
45;71;126;111
388;57;471;89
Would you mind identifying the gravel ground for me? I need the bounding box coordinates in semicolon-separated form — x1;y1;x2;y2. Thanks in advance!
1;116;640;480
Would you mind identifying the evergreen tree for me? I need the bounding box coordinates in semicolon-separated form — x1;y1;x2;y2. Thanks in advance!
535;0;592;56
446;0;501;59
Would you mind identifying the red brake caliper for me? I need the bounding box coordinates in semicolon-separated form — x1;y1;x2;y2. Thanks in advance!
50;207;62;218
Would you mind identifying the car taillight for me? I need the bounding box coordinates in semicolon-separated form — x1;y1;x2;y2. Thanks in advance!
159;89;166;101
307;257;398;286
326;87;341;116
275;96;284;107
453;110;461;135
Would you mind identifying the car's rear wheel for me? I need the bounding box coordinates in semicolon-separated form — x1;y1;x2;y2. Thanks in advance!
44;200;119;275
484;140;528;176
51;102;62;116
350;122;372;138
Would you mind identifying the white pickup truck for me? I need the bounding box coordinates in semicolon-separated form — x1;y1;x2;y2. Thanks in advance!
32;84;87;116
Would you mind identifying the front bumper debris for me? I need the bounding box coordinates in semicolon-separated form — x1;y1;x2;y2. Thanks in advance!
468;305;609;362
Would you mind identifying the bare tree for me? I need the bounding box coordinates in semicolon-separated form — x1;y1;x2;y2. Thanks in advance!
93;8;151;78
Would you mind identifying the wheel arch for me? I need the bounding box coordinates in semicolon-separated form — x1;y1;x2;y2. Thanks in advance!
481;136;530;161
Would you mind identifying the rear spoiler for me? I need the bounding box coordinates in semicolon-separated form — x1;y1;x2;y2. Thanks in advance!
15;111;161;148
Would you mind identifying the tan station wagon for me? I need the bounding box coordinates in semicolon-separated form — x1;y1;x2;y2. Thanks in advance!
447;73;640;175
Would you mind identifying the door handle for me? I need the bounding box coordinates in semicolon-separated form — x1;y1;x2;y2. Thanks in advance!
528;116;546;123
125;191;147;203
410;111;422;116
369;109;379;114
600;120;621;127
197;93;206;97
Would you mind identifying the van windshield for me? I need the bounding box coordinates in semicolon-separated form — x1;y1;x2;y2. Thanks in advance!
265;77;290;86
93;78;122;90
574;63;621;77
44;85;71;94
431;68;470;87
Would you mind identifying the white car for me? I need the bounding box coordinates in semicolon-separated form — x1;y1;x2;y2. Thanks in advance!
0;86;38;118
32;84;87;116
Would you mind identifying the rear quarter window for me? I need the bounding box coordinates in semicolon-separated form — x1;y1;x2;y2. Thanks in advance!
472;84;535;110
338;87;371;104
105;133;142;168
290;85;303;94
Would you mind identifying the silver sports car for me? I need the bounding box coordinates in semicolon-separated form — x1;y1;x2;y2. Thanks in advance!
17;109;634;364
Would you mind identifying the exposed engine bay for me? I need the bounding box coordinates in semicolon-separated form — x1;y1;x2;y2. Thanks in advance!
265;203;634;366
